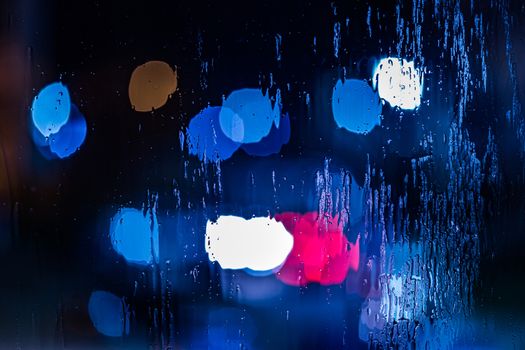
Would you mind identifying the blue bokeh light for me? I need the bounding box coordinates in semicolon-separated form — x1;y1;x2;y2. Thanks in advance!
109;207;159;266
243;268;277;277
31;123;50;148
187;106;241;163
241;113;290;157
331;79;382;134
49;104;87;158
88;290;129;337
31;82;71;137
31;102;87;159
219;88;280;143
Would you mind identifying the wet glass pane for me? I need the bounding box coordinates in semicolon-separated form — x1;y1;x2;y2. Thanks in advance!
0;0;524;349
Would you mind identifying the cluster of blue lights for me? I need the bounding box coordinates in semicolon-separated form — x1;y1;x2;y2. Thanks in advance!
31;82;87;159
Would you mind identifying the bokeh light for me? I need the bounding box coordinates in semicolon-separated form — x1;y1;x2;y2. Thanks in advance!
31;101;87;160
274;212;360;286
186;106;240;163
109;207;159;266
372;57;422;110
241;113;291;156
128;60;177;112
48;104;87;158
31;82;71;137
205;215;293;271
88;290;129;337
358;298;385;342
219;88;280;143
331;79;382;134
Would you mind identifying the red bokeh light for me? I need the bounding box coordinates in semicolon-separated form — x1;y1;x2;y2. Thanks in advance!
274;212;360;286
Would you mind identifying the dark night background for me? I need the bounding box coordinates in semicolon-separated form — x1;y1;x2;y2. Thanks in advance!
0;0;524;349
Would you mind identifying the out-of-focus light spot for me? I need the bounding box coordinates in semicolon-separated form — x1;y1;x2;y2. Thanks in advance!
109;207;159;266
208;307;256;349
274;212;360;286
372;57;422;110
219;88;280;143
128;60;177;112
48;104;87;158
186;106;240;162
31;82;71;137
31;102;87;160
375;243;426;323
380;275;405;321
243;268;276;277
346;255;380;297
31;123;51;148
205;215;293;271
88;290;129;337
358;298;385;342
241;113;291;156
331;79;382;134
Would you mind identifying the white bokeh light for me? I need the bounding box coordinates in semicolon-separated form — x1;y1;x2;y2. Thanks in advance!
205;215;293;271
373;57;423;110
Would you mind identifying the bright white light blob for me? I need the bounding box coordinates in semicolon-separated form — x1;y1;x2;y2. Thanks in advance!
373;57;422;110
205;215;293;271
